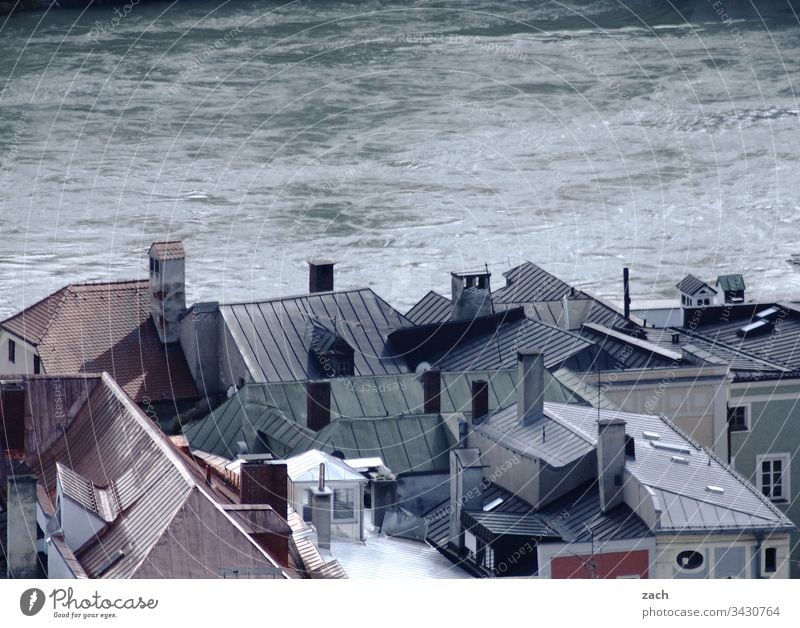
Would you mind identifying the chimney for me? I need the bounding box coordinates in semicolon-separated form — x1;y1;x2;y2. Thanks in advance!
450;271;492;321
517;349;544;426
448;448;483;553
308;259;335;294
597;417;627;513
306;381;331;431
422;369;441;414
240;460;289;518
6;462;39;578
148;241;187;344
311;462;332;550
623;267;631;319
471;380;489;424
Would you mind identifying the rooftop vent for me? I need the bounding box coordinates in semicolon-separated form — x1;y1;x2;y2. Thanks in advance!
705;485;725;494
650;441;691;455
482;497;504;512
671;455;690;465
642;431;661;441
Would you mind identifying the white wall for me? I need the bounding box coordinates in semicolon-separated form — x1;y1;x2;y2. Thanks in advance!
0;329;39;375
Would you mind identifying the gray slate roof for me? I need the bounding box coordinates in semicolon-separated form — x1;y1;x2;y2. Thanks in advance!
220;288;413;383
676;274;717;296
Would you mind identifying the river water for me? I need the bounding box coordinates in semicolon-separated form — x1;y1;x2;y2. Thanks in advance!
2;0;800;318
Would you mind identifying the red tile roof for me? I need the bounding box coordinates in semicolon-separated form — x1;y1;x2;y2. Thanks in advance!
149;241;185;261
1;281;197;403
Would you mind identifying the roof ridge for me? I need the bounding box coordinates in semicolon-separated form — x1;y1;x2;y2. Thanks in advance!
68;279;147;289
681;329;789;372
220;286;375;307
1;285;69;345
653;412;795;524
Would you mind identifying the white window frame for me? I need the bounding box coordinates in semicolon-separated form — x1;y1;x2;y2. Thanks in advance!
727;403;750;432
756;453;791;503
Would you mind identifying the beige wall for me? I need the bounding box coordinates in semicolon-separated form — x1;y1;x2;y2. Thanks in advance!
0;329;39;375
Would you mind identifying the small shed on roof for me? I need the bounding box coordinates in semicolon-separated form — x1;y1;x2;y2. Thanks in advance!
716;274;745;303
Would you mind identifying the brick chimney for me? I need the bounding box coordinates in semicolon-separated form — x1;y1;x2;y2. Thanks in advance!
240;460;289;517
148;241;187;344
597;417;627;513
306;381;331;431
517;349;544;426
471;380;489;424
308;259;335;294
5;462;39;578
422;368;442;414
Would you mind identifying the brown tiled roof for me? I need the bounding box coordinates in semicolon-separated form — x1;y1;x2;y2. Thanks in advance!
1;280;197;403
149;241;185;261
31;374;285;579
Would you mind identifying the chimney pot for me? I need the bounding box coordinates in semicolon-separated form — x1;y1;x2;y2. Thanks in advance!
471;380;489;424
517;349;545;425
308;259;335;293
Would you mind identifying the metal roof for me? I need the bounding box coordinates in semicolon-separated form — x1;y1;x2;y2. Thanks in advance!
676;274;717;296
582;322;683;362
463;510;556;539
303;414;455;475
285;450;366;483
405;291;452;325
220;288;413;383
30;374;284;578
717;274;745;293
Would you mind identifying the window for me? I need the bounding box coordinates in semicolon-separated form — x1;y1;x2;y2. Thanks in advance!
333;487;356;521
484;545;495;571
757;454;790;502
727;405;748;432
764;548;777;574
8;339;15;364
153;258;160;274
302;490;313;522
676;550;704;570
33;355;40;375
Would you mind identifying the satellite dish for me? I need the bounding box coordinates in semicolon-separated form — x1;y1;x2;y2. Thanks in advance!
415;362;432;380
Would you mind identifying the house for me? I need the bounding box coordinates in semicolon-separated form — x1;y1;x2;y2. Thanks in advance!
179;261;414;397
0;242;198;426
676;274;720;308
0;374;288;579
432;350;794;578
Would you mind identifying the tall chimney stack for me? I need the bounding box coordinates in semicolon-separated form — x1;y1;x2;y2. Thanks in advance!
597;417;627;512
450;271;492;321
6;462;39;578
308;259;335;294
148;241;187;344
240;460;289;518
422;369;442;414
517;349;544;426
306;381;332;431
471;379;489;424
623;267;631;320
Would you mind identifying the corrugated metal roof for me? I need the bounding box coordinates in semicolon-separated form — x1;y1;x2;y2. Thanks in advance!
676;274;716;296
405;291;452;325
220;288;413;383
434;316;594;372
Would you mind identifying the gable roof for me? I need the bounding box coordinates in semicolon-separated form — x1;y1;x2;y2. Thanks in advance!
285;450;365;483
219;288;413;383
0;281;197;403
29;374;283;579
148;241;185;261
676;274;717;296
405;291;452;326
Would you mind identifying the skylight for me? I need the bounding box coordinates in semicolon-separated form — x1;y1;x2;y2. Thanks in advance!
706;485;725;494
650;441;692;455
671;455;689;465
483;497;504;512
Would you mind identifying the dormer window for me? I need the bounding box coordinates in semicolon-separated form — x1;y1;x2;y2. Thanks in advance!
310;322;355;378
